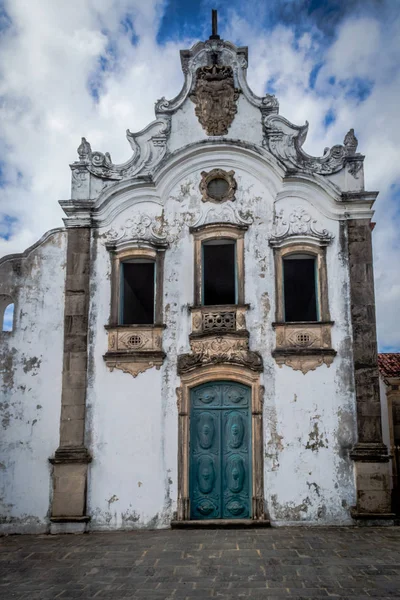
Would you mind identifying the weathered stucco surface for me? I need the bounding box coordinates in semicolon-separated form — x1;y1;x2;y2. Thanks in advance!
85;142;357;528
0;230;66;533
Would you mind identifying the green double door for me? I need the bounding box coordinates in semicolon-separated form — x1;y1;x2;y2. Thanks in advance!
189;381;252;520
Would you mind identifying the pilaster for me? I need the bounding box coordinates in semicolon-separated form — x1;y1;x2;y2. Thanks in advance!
49;227;92;533
347;218;393;519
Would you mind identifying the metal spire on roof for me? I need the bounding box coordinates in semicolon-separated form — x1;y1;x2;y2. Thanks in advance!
210;9;220;40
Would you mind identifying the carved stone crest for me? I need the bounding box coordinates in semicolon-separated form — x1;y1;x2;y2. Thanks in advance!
190;65;240;136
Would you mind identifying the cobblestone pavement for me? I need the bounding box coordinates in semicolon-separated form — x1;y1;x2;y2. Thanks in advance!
1;527;400;599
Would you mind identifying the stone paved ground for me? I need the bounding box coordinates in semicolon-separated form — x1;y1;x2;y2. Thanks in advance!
1;527;400;599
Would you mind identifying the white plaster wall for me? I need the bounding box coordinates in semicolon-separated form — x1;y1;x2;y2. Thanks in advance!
168;95;264;154
86;147;357;528
86;223;177;529
0;231;66;533
263;199;356;524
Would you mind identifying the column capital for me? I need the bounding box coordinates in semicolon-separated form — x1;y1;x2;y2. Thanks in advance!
350;442;390;462
50;446;92;464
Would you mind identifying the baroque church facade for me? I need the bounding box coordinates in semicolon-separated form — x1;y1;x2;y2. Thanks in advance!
0;28;394;533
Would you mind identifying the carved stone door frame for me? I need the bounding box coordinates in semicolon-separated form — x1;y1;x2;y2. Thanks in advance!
176;365;265;521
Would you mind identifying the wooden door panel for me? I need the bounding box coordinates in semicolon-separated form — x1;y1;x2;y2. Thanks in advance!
190;408;221;519
190;382;251;520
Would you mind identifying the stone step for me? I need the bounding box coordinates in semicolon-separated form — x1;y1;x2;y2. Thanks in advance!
171;519;271;529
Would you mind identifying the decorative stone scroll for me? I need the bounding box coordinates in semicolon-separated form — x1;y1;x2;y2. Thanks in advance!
104;215;167;249
269;207;334;248
104;326;165;378
178;335;263;374
72;115;171;183
192;203;253;229
263;113;363;175
190;65;240;136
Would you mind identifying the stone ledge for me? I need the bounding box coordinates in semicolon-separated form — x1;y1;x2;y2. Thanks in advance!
105;325;165;353
103;350;166;362
350;442;390;462
50;519;89;535
189;330;249;340
49;446;92;464
272;348;337;357
351;508;396;520
50;516;91;523
171;519;271;529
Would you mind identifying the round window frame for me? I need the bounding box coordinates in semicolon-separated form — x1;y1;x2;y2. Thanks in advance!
199;168;237;203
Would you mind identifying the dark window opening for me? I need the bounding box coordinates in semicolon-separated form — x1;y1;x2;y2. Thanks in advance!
207;178;229;200
121;261;155;325
203;241;236;306
283;256;318;322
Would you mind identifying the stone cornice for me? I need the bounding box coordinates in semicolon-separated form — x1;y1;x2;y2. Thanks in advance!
61;141;377;228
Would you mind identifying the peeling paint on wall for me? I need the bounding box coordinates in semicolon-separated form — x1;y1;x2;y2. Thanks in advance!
0;230;66;534
305;417;329;452
0;86;361;531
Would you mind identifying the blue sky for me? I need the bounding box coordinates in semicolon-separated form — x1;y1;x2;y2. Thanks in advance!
2;303;13;332
0;0;399;350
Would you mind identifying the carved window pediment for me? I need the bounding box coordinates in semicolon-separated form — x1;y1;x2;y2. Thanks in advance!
269;207;334;249
105;242;167;377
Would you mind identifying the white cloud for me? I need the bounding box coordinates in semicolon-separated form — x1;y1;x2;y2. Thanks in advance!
0;0;399;349
0;0;185;252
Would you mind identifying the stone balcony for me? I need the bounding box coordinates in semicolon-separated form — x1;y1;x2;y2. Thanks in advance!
177;304;262;374
190;304;249;336
103;324;166;377
272;321;336;374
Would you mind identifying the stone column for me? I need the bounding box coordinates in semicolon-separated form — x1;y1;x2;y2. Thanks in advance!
49;227;92;533
347;218;393;519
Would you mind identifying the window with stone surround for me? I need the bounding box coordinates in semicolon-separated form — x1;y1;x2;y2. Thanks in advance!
274;243;329;324
270;240;336;374
120;260;155;325
202;240;236;306
191;223;246;307
189;222;248;336
108;245;165;327
103;241;167;378
283;254;318;322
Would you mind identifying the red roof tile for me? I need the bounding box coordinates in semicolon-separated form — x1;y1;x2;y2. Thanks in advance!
378;353;400;379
